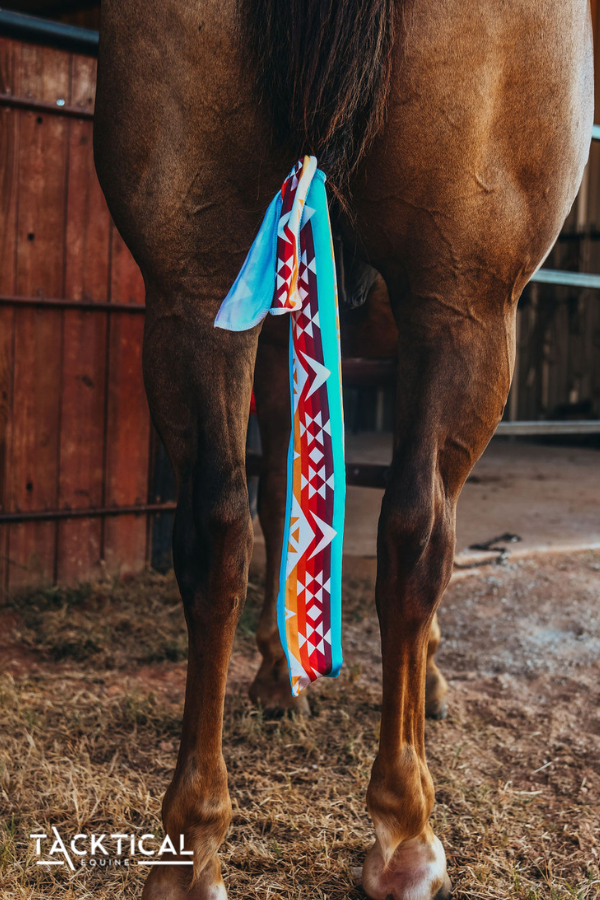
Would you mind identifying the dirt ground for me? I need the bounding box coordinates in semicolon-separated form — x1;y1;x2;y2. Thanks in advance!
1;549;599;899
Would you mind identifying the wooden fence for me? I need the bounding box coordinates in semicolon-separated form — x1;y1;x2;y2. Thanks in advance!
0;36;150;590
512;244;600;425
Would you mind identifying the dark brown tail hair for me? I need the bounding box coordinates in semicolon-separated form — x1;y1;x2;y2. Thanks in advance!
240;0;395;204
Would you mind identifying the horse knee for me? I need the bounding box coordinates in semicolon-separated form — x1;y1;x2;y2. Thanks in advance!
377;471;454;621
379;488;435;567
173;465;253;620
193;464;251;548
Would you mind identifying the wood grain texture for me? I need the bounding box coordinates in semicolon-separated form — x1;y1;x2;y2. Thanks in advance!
102;223;150;576
1;39;153;588
8;43;70;589
0;38;18;593
57;55;110;583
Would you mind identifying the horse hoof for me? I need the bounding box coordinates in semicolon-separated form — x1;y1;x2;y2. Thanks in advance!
261;697;311;719
425;699;448;720
433;873;452;899
249;676;311;717
425;669;448;721
362;833;449;900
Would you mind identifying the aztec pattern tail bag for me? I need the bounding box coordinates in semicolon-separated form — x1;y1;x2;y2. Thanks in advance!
215;156;345;696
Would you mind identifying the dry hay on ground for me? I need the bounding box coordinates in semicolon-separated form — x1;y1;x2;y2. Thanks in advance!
0;550;599;899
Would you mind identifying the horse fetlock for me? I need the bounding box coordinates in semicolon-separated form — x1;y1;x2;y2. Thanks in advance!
141;854;227;900
367;750;435;851
365;759;447;900
362;827;450;900
255;617;286;663
249;654;311;715
162;760;232;879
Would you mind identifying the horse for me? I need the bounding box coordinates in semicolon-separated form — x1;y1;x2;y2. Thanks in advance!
93;1;593;898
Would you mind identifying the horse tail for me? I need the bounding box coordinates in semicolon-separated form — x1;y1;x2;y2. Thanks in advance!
240;0;395;203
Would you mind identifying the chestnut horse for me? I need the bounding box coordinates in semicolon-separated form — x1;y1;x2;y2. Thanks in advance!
94;1;593;897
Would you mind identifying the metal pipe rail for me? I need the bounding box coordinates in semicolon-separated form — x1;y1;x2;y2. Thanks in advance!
0;294;145;313
0;8;98;55
0;456;391;522
496;420;600;435
0;501;177;525
0;92;94;119
530;268;600;290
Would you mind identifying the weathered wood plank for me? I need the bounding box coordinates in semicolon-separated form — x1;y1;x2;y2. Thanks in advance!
102;224;150;576
8;43;70;589
0;37;18;593
57;54;110;583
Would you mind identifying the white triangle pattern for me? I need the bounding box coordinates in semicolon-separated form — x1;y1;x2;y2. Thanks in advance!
271;159;343;695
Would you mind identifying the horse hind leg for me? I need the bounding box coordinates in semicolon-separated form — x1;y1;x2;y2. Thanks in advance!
362;273;516;900
140;283;259;900
249;315;310;715
339;273;449;722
